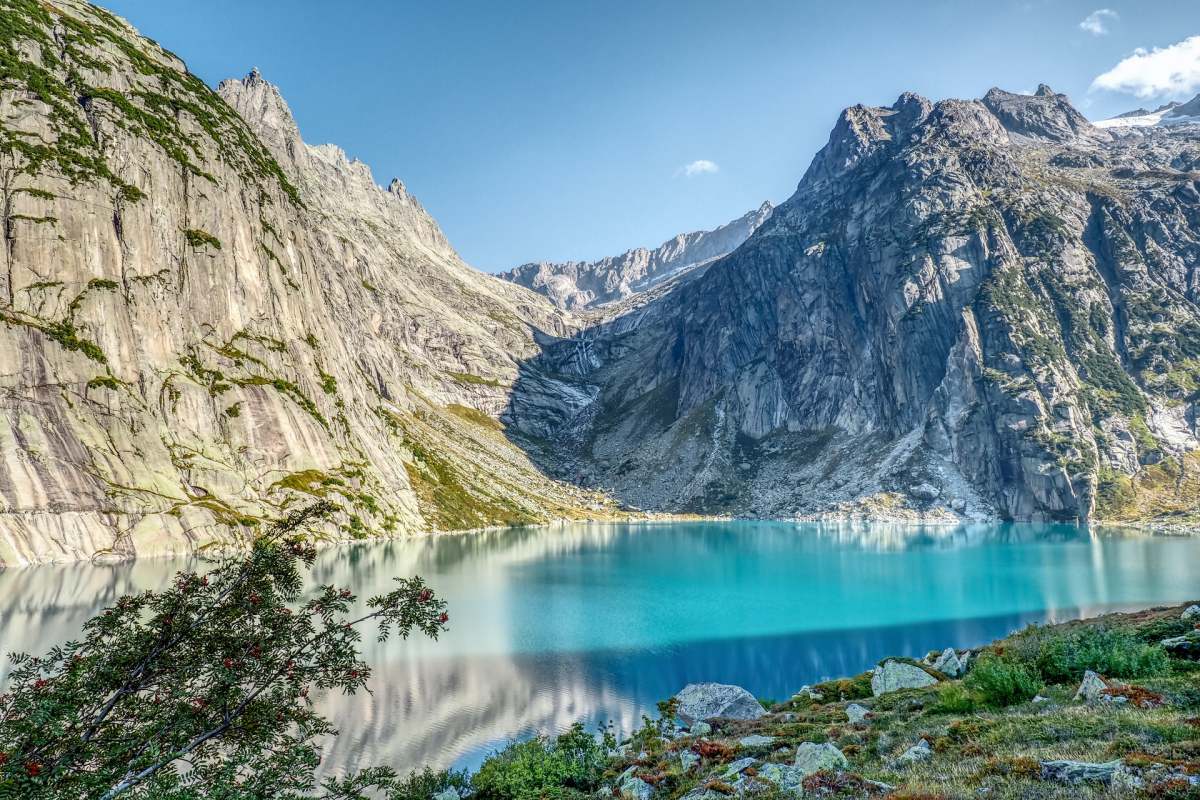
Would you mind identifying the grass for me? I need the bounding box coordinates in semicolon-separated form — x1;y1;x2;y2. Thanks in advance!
408;603;1200;800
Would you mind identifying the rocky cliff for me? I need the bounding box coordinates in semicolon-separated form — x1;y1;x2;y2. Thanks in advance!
500;202;773;310
0;0;613;566
509;85;1200;523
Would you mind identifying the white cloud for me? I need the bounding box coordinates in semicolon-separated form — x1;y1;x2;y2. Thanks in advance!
1090;35;1200;98
1079;8;1118;36
678;159;719;177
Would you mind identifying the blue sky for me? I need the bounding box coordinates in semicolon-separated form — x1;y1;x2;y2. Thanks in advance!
104;1;1200;271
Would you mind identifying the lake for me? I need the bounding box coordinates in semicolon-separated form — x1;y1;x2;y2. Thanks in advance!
0;520;1197;776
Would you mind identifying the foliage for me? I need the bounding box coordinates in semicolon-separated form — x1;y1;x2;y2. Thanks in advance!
184;228;222;250
471;723;614;800
384;767;470;800
962;653;1042;708
1008;624;1171;684
0;502;449;799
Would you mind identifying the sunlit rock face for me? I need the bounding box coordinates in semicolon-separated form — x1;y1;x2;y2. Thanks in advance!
509;87;1200;523
0;0;607;565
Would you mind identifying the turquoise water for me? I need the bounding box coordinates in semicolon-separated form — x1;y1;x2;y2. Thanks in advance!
0;521;1197;774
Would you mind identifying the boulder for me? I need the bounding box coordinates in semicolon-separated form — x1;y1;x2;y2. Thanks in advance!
674;683;765;725
1040;759;1124;784
1181;604;1200;620
794;742;848;777
894;739;932;767
1073;670;1109;703
1162;631;1200;659
680;750;700;772
871;660;938;695
931;647;964;677
738;734;776;748
721;757;758;779
688;720;712;736
845;703;870;724
618;767;653;800
755;763;806;794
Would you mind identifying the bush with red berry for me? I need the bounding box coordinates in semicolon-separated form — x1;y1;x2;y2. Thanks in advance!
0;502;448;799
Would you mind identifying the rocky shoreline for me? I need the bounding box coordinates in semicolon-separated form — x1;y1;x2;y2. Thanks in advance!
427;602;1200;800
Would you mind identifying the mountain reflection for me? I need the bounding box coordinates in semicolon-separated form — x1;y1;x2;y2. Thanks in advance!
0;521;1197;775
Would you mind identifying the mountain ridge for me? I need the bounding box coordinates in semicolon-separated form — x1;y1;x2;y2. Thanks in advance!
499;202;773;310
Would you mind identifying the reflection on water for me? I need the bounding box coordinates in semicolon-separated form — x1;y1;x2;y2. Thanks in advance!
1;521;1197;773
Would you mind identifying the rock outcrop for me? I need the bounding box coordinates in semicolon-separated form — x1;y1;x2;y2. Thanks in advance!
673;683;766;725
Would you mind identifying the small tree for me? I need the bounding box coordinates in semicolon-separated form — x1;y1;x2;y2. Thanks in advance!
0;502;449;799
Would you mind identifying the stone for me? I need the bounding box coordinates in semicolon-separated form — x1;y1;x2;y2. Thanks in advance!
1181;605;1200;620
1162;632;1200;659
871;660;938;696
910;482;940;500
931;647;964;677
680;750;700;772
755;763;806;794
738;735;776;748
793;742;848;777
1032;694;1049;704
895;739;932;767
721;757;758;778
1040;759;1124;784
674;683;765;725
618;767;653;800
1074;670;1109;703
845;703;870;723
688;721;712;736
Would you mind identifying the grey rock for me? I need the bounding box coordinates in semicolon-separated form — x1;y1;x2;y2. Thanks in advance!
618;767;653;800
1074;670;1109;703
680;750;700;772
910;482;940;500
871;660;938;695
721;757;758;778
738;735;776;748
895;739;932;767
1040;759;1124;784
1181;604;1200;620
845;703;870;724
674;683;765;725
793;742;848;776
688;721;712;737
754;763;806;794
1162;631;1200;659
931;647;964;677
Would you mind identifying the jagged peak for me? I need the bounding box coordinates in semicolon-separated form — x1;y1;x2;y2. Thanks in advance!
981;84;1102;143
217;68;303;169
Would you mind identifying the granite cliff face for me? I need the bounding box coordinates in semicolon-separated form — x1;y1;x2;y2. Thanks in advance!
508;87;1200;523
500;202;773;310
4;0;1200;565
0;0;611;566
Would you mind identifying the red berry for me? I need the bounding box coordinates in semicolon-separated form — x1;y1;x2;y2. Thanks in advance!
438;612;449;624
25;761;41;777
223;658;234;669
418;589;432;603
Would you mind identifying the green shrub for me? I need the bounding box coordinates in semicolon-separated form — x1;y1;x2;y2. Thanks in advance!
387;767;470;800
472;723;611;800
1019;626;1171;683
964;653;1042;708
934;683;978;714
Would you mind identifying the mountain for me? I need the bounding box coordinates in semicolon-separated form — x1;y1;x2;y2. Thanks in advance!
499;202;773;310
0;0;614;566
5;3;1200;566
508;86;1200;523
1095;94;1200;128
